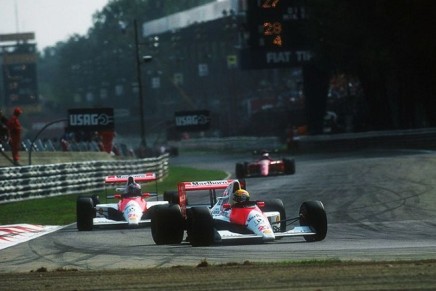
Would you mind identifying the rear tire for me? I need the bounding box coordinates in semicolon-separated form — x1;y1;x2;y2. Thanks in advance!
163;191;179;204
76;197;95;231
151;204;184;245
283;158;296;175
186;207;214;246
299;201;327;242
262;199;287;232
235;163;246;179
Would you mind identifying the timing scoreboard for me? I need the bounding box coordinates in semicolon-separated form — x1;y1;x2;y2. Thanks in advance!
0;33;38;106
241;0;311;69
246;0;307;49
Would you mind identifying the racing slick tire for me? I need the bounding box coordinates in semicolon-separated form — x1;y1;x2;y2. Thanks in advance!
151;204;184;245
283;158;296;175
163;191;179;205
262;199;287;232
90;194;100;206
76;197;95;231
299;201;327;242
235;163;246;179
186;207;214;247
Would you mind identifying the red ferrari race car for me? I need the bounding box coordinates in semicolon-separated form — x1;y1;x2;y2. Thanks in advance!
151;179;327;246
76;173;168;231
235;150;296;179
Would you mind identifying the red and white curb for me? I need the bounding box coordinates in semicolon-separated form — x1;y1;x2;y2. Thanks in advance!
0;224;63;250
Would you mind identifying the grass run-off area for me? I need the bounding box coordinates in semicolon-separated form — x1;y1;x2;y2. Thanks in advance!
0;166;226;226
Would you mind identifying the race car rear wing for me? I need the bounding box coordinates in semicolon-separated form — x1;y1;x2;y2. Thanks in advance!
103;173;160;201
177;179;244;217
181;180;235;191
104;173;157;184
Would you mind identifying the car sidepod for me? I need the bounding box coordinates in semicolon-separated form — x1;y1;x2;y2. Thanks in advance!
243;207;275;241
261;199;287;232
299;201;327;242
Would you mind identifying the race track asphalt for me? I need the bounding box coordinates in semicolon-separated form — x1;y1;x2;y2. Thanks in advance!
1;149;436;272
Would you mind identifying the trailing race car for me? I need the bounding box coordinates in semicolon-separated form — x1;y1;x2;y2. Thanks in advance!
235;150;296;179
76;173;168;231
151;179;327;246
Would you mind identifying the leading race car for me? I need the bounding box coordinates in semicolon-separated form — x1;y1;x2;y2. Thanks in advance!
150;179;327;246
76;173;168;231
235;150;296;179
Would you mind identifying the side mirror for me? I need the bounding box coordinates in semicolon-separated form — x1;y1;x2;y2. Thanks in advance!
223;203;231;210
256;201;265;208
114;194;122;199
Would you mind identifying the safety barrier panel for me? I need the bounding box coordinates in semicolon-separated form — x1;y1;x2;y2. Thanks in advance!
0;154;169;204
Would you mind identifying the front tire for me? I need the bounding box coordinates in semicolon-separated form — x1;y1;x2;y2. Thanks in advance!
235;163;246;179
76;197;95;231
299;201;327;242
186;207;214;246
151;204;184;245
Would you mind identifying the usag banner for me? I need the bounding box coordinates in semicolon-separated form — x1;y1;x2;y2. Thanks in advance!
68;108;114;131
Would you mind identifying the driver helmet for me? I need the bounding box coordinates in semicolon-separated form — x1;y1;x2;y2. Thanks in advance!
233;189;250;203
127;182;141;196
127;176;135;184
261;150;269;158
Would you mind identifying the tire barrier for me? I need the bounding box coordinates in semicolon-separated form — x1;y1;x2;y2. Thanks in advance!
0;154;169;204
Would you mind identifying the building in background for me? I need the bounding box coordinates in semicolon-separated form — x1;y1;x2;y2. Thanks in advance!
138;0;307;138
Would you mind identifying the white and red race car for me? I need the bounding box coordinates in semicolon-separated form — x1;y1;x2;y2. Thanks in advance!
151;179;327;246
76;173;168;231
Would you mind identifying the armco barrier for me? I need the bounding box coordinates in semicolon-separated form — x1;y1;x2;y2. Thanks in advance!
296;128;436;152
168;128;436;153
169;136;282;151
0;154;169;204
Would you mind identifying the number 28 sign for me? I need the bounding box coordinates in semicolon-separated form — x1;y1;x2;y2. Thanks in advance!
247;0;307;49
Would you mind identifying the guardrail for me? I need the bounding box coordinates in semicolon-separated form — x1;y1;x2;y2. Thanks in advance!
169;136;282;151
0;154;169;204
168;128;436;153
297;128;436;152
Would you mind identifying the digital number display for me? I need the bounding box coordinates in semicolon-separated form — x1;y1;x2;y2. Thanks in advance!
246;0;307;49
260;0;284;47
263;21;283;47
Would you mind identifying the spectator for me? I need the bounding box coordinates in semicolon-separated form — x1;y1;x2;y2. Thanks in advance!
60;130;70;152
99;130;115;154
7;107;23;166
